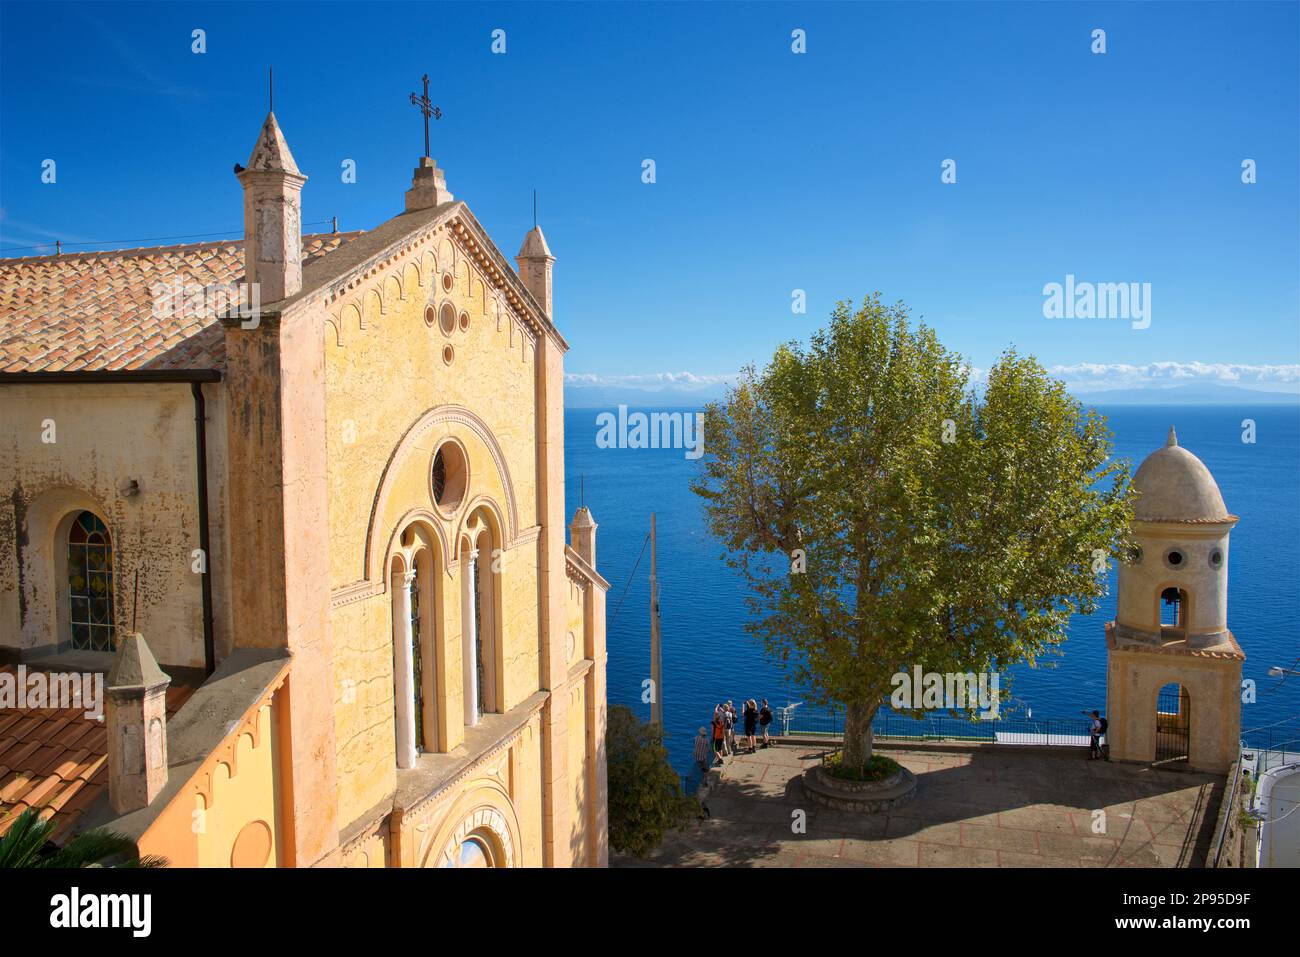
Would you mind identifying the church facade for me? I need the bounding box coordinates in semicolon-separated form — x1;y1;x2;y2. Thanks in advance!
0;110;609;868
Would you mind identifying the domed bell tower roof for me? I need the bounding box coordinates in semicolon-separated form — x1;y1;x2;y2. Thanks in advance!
1131;427;1236;525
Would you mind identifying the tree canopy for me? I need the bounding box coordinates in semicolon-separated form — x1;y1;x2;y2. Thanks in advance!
691;295;1133;772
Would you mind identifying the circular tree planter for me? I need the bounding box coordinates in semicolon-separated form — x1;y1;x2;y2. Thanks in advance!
800;757;918;813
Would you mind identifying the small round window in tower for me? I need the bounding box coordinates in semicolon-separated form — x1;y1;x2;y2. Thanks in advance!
441;272;455;293
459;310;469;332
442;344;455;365
1209;547;1223;569
1126;545;1143;566
1164;548;1185;569
430;441;468;511
424;305;436;327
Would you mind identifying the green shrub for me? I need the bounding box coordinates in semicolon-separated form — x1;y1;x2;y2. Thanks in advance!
606;705;701;856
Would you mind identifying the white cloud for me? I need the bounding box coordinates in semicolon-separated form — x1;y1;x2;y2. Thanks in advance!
565;371;738;391
1047;361;1300;392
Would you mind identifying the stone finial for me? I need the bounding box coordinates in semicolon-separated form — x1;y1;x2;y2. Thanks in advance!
236;112;307;302
570;506;597;569
516;225;555;317
106;633;170;814
405;156;453;212
1167;425;1178;447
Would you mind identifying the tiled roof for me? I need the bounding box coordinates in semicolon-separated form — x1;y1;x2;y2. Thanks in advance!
0;666;194;843
0;232;363;372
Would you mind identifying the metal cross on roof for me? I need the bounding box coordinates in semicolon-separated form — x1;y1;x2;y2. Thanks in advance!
408;74;442;159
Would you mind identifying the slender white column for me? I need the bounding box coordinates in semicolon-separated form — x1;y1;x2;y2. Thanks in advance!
393;568;418;769
463;548;480;728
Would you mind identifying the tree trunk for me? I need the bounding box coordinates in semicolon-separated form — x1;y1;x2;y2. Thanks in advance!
841;701;878;774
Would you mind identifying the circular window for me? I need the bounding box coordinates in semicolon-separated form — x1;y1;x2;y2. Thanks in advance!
1164;548;1185;569
1209;548;1224;569
442;344;455;365
438;302;456;336
430;441;467;511
423;305;436;327
441;272;454;293
459;310;469;332
1126;545;1143;566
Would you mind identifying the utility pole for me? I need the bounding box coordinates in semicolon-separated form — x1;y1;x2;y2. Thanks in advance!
649;512;662;726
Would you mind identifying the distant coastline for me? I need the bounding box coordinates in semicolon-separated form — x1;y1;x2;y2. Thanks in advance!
566;382;1300;410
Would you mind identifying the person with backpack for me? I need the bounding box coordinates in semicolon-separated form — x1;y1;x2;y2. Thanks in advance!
759;699;773;748
724;700;738;756
711;711;727;764
1089;710;1109;761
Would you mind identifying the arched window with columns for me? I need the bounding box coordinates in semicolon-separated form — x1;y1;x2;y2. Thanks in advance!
391;526;442;768
462;509;501;725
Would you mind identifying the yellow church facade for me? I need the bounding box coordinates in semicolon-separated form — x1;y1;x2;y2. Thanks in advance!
0;110;609;868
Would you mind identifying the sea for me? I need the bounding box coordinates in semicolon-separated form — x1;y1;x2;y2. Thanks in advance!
564;404;1300;779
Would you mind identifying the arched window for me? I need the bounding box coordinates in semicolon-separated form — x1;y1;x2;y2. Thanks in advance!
67;510;115;651
462;516;500;727
392;541;441;768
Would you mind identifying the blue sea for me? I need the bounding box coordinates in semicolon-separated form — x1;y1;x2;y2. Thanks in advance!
565;405;1300;778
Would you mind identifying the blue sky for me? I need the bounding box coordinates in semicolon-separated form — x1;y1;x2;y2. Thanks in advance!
2;1;1297;395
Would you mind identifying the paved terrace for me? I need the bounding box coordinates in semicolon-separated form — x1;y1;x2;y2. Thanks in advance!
616;742;1224;868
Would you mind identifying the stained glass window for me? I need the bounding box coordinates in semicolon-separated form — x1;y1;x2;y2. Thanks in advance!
68;511;114;651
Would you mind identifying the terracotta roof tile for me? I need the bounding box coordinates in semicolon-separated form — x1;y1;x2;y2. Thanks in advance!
0;664;194;844
0;232;363;372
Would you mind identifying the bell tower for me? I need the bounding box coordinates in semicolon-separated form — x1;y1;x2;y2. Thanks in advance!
1105;427;1244;772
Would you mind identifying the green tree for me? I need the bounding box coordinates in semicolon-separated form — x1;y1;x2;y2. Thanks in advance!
0;808;167;868
691;295;1133;775
605;705;700;856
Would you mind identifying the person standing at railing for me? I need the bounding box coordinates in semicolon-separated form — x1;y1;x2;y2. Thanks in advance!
712;709;727;764
743;699;759;753
724;700;738;755
759;700;773;748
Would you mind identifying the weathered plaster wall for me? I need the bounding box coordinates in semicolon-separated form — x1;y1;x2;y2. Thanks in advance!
0;382;232;669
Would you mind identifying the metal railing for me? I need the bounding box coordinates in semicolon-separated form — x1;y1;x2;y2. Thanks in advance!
774;703;1096;746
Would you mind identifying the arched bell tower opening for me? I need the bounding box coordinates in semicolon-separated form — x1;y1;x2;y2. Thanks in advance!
1104;427;1244;773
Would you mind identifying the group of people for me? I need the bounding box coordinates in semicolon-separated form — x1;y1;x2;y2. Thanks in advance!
693;699;774;771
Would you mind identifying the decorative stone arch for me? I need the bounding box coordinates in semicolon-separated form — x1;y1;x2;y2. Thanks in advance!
453;495;509;566
340;301;362;338
380;509;453;586
382;274;402;313
361;288;381;328
362;405;521;590
421;249;439;290
402;261;421;299
419;781;521;868
324;315;345;348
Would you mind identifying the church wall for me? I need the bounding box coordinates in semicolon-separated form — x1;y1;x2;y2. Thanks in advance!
566;675;590;864
0;382;231;670
321;228;545;836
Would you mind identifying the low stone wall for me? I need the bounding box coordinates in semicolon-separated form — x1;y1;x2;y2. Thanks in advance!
800;762;918;813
